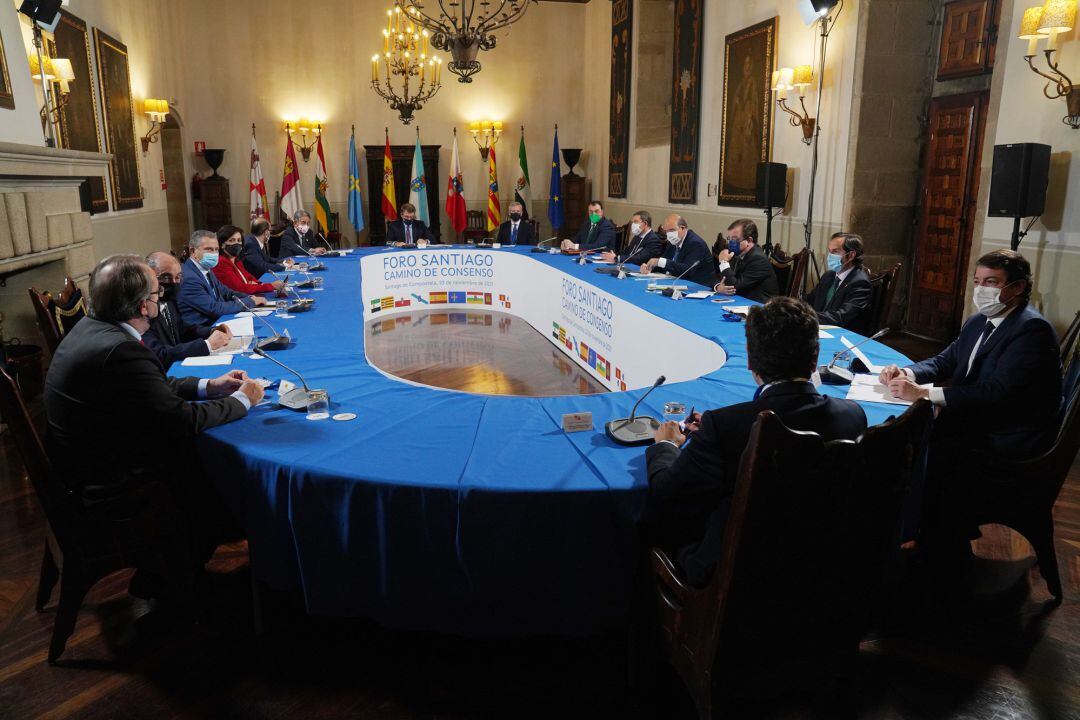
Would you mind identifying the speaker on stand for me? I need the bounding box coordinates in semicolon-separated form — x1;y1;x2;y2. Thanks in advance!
987;143;1051;251
755;162;787;258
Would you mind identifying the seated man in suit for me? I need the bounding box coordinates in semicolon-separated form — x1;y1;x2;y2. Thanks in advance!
278;210;327;258
44;254;264;601
386;203;437;246
640;214;715;288
144;251;231;369
880;250;1062;555
560;200;616;252
495;202;536;245
178;230;266;325
243;218;294;279
600;210;663;266
645;297;868;587
713;219;779;302
803;232;873;334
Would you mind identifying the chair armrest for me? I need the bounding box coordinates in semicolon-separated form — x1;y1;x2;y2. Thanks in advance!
650;547;694;604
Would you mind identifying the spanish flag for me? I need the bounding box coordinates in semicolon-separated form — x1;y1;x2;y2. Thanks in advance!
486;144;501;232
381;128;398;221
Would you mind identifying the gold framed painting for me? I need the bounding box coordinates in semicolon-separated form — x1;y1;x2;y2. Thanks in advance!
93;27;143;211
0;27;15;110
718;17;778;206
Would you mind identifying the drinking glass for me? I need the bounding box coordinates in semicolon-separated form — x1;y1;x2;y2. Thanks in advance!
662;401;687;425
275;299;288;317
298;262;309;273
313;276;324;291
306;390;330;420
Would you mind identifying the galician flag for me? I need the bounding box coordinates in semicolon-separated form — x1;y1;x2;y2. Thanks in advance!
548;124;564;232
486;144;501;232
249;125;269;220
313;134;330;234
514;126;532;219
445;129;466;234
409;130;430;225
381;129;398;221
280;131;303;221
347;126;365;233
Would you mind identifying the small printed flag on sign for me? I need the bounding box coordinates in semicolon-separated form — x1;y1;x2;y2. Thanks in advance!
579;342;589;362
395;298;411;308
381;297;394;309
411;293;429;305
484;293;492;305
449;291;466;304
370;298;382;313
588;348;596;367
429;291;448;304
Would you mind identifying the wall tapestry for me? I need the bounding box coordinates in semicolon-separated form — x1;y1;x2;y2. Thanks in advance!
608;0;632;199
668;0;703;204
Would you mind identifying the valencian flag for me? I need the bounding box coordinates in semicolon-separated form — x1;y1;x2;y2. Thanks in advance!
548;124;564;232
314;134;330;234
514;126;532;219
280;129;303;221
249;124;269;220
486;144;501;232
347;125;365;233
445;129;466;233
381;128;398;221
409;128;430;225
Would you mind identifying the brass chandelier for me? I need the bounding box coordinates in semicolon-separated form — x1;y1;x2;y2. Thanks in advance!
393;0;536;83
371;6;443;124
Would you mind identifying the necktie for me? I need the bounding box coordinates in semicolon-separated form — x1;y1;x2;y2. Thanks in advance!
161;302;177;344
406;225;412;244
672;244;680;263
965;320;996;377
824;277;841;306
586;223;597;245
511;223;518;244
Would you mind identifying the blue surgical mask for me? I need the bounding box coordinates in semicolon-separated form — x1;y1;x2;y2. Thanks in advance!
198;251;219;270
827;252;843;272
727;238;740;255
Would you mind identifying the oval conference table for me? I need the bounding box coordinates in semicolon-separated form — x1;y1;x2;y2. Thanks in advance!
173;245;913;637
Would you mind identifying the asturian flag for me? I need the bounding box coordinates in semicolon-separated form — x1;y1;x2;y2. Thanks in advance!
347;126;365;233
409;131;430;225
381;129;398;221
280;132;303;221
547;124;564;232
314;134;330;234
249;125;269;220
486;144;501;232
514;127;532;219
445;130;466;233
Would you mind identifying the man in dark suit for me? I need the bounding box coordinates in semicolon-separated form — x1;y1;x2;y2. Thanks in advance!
561;200;617;252
495;202;536;245
600;210;663;266
881;250;1062;555
641;214;715;288
278;210;327;258
144;252;231;369
386;202;437;246
714;219;779;302
242;218;294;279
44;255;264;599
645;297;867;587
178;230;266;325
803;232;874;334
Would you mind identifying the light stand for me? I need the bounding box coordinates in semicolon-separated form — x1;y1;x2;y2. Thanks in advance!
31;26;57;148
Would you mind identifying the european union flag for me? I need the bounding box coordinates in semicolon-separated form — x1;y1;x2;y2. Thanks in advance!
548;126;564;232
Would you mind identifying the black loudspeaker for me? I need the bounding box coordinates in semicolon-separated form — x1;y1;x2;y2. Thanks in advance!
18;0;62;31
755;162;787;209
988;143;1051;217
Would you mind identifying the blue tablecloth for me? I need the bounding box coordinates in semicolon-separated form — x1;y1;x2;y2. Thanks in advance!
175;247;913;636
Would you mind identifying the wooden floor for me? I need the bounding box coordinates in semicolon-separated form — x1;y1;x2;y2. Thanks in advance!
365;309;609;396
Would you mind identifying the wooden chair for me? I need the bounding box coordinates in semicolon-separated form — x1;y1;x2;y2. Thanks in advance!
28;277;86;355
650;400;932;718
463;210;487;243
28;288;62;355
867;263;902;334
973;359;1080;603
1059;310;1080;369
613;223;630;255
777;247;809;297
0;368;189;663
526;218;541;245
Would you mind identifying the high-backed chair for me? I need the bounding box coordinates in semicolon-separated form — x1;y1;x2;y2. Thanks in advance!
526;218;541;245
1059;310;1080;368
28;288;62;355
650;400;932;718
867;263;902;334
28;277;86;355
779;247;809;298
463;210;486;243
0;368;189;663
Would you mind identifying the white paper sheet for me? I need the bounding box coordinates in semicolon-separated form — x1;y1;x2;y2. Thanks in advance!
685;291;716;299
846;374;928;406
181;354;233;367
233;310;273;318
727;305;752;315
629;272;669;279
840;335;884;373
220;316;254;336
819;330;834;339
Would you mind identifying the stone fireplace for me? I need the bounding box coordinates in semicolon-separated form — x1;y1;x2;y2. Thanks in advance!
0;141;111;354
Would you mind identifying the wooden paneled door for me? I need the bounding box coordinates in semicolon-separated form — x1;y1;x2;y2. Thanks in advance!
937;0;999;80
906;91;988;341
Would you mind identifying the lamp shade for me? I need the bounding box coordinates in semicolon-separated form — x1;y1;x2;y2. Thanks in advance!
51;58;75;82
1020;6;1046;37
792;65;814;86
27;54;55;80
143;98;157;115
1037;0;1077;33
778;67;795;88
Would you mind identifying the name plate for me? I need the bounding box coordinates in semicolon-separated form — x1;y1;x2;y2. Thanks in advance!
562;412;594;433
279;379;296;396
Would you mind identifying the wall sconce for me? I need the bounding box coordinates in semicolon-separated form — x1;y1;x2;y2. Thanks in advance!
1019;1;1079;129
285;119;322;161
28;53;75;135
772;65;816;144
468;120;503;160
140;98;169;152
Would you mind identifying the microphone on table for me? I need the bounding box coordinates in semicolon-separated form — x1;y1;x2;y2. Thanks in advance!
605;375;667;446
251;346;324;410
578;246;607;265
283;278;316;312
818;328;890;385
294;242;328;270
531;237;558;253
316;232;342;257
651;259;701;299
237;296;291;351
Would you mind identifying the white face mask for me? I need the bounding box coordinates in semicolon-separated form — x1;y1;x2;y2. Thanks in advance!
630;222;643;237
972;284;1009;317
666;229;681;245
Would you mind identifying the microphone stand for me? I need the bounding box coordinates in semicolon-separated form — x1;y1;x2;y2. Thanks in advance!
605;375;666;445
237;296;291;350
818;328;890;385
615;232;647;279
252;347;324;410
650;258;702;300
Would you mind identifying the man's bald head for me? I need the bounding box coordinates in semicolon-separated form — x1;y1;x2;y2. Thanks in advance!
146;251;181;283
